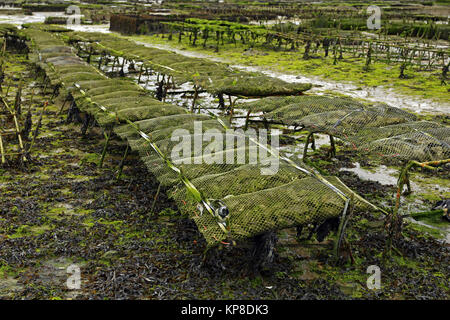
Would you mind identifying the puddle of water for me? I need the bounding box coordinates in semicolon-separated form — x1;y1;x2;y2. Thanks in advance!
68;23;110;33
279;133;330;160
339;162;398;186
339;162;448;193
339;162;450;241
406;217;450;244
0;7;21;11
0;12;64;25
249;17;303;26
0;12;110;33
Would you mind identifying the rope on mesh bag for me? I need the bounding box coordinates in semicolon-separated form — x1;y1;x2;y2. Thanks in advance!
80;37;178;74
40;34;373;252
216;113;363;253
30;29;391;254
129;121;232;237
213;111;385;256
413;129;450;150
73;83;234;245
37;36;235;245
214;112;350;199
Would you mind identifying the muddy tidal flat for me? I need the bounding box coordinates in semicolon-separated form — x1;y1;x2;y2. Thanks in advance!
0;1;449;301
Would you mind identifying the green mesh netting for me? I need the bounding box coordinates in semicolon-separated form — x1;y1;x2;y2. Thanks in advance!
0;24;16;36
239;95;449;162
67;31;312;97
25;26;383;247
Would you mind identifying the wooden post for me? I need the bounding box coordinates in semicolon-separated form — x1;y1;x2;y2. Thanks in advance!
137;64;144;83
111;57;117;72
334;195;354;262
26;101;48;155
384;159;450;260
303;132;315;159
116;144;129;180
97;53;103;69
329;135;336;158
191;85;199;112
150;182;162;216
244;110;251;130
119;58;126;77
98;128;112;168
58;95;70;115
0;134;5;164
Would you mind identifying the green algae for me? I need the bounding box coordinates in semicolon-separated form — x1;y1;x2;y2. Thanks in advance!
0;25;447;300
8;224;52;239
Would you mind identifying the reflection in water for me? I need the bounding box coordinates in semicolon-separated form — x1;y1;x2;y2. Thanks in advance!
0;11;110;33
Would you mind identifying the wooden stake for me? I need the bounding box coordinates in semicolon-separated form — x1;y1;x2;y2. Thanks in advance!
116;144;129;180
98;128;112;168
150;182;162;216
191;84;199;112
0;134;5;164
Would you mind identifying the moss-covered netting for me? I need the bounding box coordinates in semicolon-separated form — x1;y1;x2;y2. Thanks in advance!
239;95;450;162
24;26;380;247
67;31;312;97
